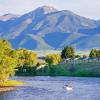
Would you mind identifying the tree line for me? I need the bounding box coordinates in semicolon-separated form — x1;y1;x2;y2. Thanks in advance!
0;40;37;81
0;39;100;80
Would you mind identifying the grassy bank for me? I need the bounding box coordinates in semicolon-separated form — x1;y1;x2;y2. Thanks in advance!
15;63;100;77
0;80;24;87
36;63;100;77
0;80;24;92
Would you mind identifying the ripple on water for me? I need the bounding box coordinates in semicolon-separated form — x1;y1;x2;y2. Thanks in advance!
0;76;100;100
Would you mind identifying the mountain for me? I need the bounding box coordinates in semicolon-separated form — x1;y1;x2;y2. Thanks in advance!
0;13;20;21
0;6;100;50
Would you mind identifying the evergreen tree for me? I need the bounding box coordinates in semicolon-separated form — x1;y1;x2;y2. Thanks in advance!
61;46;75;59
89;49;97;58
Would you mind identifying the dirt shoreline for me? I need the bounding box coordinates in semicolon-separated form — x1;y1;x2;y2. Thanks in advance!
0;86;16;92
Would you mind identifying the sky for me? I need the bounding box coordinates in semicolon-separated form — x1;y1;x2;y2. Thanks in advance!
0;0;100;20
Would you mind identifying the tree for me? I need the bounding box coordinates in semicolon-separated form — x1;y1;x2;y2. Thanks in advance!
89;49;97;58
82;55;87;58
96;50;100;58
45;54;61;65
75;55;80;58
61;46;75;59
17;49;37;68
0;40;18;81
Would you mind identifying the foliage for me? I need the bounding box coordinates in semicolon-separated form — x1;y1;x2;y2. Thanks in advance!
17;49;37;68
0;40;18;81
61;46;75;59
82;55;88;58
1;39;100;78
45;54;61;65
89;49;100;58
0;40;38;80
75;55;80;58
89;49;97;58
16;67;37;76
36;63;100;77
96;50;100;58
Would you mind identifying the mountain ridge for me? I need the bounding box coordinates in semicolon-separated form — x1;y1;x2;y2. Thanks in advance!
0;6;100;50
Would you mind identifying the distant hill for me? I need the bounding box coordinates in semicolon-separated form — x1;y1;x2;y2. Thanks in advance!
0;6;100;50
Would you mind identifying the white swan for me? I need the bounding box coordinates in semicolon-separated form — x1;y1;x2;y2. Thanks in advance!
65;85;73;91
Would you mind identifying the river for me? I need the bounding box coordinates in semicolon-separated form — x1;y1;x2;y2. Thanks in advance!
0;76;100;100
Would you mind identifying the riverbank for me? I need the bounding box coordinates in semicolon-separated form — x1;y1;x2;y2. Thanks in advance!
0;86;16;92
16;63;100;77
0;80;24;92
43;63;100;77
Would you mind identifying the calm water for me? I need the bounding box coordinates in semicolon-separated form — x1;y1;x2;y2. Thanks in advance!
0;76;100;100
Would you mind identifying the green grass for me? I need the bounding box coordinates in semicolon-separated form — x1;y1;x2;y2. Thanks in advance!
15;62;100;77
36;63;100;77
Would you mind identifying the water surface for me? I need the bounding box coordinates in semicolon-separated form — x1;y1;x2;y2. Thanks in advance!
0;76;100;100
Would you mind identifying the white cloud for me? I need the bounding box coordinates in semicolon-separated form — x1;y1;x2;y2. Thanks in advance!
0;0;100;19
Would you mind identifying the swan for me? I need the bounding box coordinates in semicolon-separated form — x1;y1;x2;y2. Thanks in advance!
65;85;73;91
